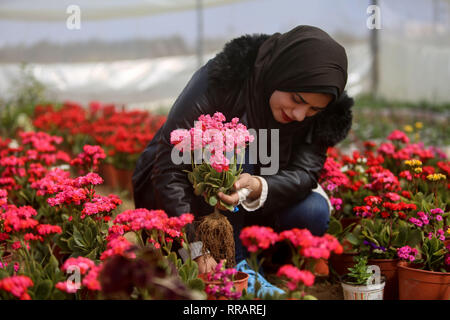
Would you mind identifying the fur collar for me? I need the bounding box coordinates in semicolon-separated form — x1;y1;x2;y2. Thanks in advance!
208;33;353;147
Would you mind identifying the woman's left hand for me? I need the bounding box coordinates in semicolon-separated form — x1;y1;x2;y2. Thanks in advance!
217;173;262;210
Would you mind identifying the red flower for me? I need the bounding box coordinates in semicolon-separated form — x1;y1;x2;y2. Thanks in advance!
0;275;33;300
239;226;279;253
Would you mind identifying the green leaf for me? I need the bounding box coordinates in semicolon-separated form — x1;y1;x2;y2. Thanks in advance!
187;278;205;291
73;226;86;248
194;183;206;196
34;279;53;300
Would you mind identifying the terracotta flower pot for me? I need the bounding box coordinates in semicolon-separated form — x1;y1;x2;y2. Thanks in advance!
100;163;119;189
198;271;249;300
329;252;358;276
368;258;399;300
398;261;450;300
116;168;134;196
340;217;362;231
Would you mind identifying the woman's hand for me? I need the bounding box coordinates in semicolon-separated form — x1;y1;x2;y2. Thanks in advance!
216;173;262;210
194;254;217;274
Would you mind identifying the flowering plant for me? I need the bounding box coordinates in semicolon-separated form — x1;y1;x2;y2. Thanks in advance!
170;112;254;211
203;259;242;299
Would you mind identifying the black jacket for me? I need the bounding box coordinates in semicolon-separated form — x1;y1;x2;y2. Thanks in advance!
132;33;354;228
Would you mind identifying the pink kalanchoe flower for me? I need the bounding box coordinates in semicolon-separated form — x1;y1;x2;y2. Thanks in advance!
47;186;88;206
100;236;135;261
239;226;279;253
36;224;63;236
81;194;122;219
72;172;104;187
387;130;410;144
277;264;315;289
70;145;106;171
62;257;96;275
82;265;102;291
55;280;81;293
0;188;7;207
384;192;401;202
0;275;33;300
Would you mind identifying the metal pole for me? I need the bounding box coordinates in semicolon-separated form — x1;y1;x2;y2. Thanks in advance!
370;0;379;99
196;0;204;68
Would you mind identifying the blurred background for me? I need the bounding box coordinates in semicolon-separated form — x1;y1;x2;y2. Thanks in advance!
0;0;449;149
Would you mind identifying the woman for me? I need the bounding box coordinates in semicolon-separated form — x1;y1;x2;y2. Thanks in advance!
132;25;354;295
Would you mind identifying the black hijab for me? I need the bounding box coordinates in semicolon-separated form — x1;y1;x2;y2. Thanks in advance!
239;25;348;168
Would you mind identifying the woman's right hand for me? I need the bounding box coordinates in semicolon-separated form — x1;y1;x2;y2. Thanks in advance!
194;254;217;274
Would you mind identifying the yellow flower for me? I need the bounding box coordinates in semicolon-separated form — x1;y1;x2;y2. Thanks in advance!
404;125;413;133
426;173;447;181
414;167;422;173
447;227;450;235
415;122;423;129
404;159;422;167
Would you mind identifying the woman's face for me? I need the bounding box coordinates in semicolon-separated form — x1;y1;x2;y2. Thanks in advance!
269;91;333;124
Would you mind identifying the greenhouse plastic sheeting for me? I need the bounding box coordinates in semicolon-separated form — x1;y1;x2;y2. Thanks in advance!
0;43;369;109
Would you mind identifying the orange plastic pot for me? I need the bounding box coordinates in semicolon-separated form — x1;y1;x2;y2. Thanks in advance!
368;258;399;300
198;271;249;300
398;262;450;300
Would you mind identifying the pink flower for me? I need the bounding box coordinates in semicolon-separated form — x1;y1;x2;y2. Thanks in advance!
330;197;343;210
0;275;33;300
240;226;279;253
387;130;410;144
62;257;96;275
82;265;102;291
276;265;315;289
397;245;418;262
72;172;104;187
100;236;135;260
55;280;81;293
36;224;62;236
81;194;122;219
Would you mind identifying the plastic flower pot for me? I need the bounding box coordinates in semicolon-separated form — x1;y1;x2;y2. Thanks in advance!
368;258;399;300
198;271;249;300
341;275;386;300
397;261;450;300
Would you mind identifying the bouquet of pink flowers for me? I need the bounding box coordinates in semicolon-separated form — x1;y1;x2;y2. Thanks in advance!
170;112;254;212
